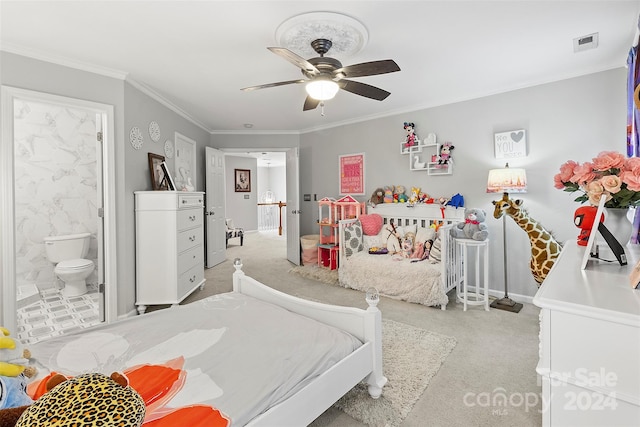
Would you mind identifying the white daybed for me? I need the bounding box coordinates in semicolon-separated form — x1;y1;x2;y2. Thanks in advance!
27;261;386;426
338;203;465;310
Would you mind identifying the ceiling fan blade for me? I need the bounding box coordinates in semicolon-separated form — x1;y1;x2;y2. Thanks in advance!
303;96;320;111
338;79;391;101
240;79;306;92
335;60;400;78
268;47;320;75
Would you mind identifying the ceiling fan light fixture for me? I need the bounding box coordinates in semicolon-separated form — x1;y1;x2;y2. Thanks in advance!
306;79;339;100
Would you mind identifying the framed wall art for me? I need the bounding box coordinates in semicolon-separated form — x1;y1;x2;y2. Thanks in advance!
494;129;527;159
339;152;365;195
235;169;251;192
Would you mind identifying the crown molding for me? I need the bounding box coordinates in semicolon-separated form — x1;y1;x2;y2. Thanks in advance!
1;42;128;80
124;78;211;133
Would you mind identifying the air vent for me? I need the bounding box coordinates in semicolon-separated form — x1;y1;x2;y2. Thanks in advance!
573;32;599;53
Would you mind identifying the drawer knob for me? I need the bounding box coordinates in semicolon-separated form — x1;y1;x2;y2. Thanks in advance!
189;215;196;221
189;236;196;241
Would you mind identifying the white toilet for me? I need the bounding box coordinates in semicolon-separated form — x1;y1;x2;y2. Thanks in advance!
43;232;95;297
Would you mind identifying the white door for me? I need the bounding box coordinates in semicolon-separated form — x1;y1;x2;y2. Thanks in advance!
205;147;226;267
286;148;300;265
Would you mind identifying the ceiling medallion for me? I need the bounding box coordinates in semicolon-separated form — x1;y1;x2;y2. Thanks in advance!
275;12;369;59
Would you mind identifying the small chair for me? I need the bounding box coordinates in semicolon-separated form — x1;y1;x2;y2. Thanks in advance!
226;218;244;247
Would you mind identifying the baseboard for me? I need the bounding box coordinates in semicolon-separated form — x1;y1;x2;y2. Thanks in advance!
465;286;536;306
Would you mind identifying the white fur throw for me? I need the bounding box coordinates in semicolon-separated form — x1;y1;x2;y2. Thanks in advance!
338;251;448;307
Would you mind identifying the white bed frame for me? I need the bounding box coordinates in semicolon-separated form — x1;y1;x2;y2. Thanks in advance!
232;261;387;426
339;203;466;310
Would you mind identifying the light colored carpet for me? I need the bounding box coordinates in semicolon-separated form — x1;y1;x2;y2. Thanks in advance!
289;264;339;285
336;319;456;427
179;231;542;427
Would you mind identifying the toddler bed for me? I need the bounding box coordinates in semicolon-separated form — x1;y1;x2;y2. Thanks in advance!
338;204;465;309
26;261;386;426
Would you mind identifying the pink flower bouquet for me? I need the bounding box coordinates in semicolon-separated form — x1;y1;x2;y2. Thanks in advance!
554;151;640;209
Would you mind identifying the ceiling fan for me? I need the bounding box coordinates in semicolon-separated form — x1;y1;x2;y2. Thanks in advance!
240;38;401;111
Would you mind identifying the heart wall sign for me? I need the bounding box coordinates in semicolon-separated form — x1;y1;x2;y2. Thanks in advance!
494;129;527;159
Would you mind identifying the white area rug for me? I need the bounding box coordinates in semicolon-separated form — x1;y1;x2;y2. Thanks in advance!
335;319;457;427
288;265;339;285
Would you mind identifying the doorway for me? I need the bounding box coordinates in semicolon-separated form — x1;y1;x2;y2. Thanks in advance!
1;86;117;342
221;148;299;265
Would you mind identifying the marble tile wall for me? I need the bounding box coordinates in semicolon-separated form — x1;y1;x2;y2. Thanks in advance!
13;98;99;289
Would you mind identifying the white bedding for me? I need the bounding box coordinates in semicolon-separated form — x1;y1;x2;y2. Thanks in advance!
29;292;363;425
339;251;449;307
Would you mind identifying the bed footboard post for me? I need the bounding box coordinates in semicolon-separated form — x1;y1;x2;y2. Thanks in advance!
232;258;245;292
364;289;388;399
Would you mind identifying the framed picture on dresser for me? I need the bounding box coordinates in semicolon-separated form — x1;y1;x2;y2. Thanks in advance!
148;153;167;190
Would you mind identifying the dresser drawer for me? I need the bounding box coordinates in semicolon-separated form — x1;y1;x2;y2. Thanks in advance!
177;245;203;274
177;208;203;230
177;226;203;252
177;264;204;300
178;193;204;208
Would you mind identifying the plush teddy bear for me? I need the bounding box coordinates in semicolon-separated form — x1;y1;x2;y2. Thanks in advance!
0;328;35;379
369;188;384;205
450;208;489;241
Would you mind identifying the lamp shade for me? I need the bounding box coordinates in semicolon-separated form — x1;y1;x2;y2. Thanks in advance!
305;79;339;100
486;166;527;193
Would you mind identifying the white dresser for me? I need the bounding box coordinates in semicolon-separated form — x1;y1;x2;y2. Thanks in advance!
134;191;206;314
533;241;640;426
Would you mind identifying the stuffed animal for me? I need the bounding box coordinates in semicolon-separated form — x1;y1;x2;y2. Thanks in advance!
0;328;35;379
0;374;33;411
383;186;394;203
369;188;384;206
401;232;415;258
450;208;489;241
408;187;420;205
449;193;465;208
403;122;419;149
438;142;455;165
394;185;408;203
16;372;146;427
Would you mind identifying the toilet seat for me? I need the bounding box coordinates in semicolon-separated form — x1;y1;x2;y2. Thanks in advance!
56;258;94;271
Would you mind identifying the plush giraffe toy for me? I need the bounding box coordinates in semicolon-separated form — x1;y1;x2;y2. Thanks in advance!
492;194;562;286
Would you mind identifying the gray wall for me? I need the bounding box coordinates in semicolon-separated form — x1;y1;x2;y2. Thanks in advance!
224;155;258;231
123;82;210;314
299;68;627;298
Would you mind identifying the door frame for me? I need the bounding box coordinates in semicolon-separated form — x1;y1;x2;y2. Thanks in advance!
220;147;297;256
0;86;117;331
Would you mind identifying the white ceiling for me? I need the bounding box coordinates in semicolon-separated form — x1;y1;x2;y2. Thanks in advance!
1;1;639;134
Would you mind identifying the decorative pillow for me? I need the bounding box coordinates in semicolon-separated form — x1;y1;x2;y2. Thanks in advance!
359;214;384;236
414;227;436;250
343;220;364;257
428;236;442;263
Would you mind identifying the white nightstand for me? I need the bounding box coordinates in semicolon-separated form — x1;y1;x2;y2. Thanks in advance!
455;238;490;311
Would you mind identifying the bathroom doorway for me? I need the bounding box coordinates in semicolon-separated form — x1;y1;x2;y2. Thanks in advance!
1;87;116;343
